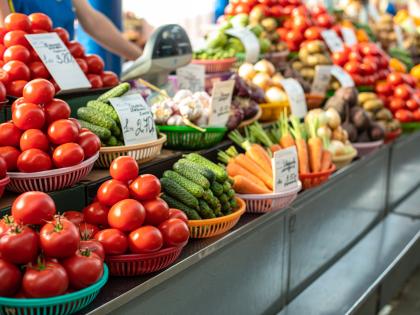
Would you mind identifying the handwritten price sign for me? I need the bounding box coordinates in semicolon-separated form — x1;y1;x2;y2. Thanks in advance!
321;30;345;53
272;147;299;193
311;65;332;96
208;80;234;127
279;78;307;119
331;65;354;88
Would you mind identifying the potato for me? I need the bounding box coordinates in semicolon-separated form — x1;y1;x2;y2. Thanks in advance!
292;61;304;71
306;40;325;54
363;99;383;111
300;67;315;79
298;47;309;63
375;108;393;121
358;92;377;104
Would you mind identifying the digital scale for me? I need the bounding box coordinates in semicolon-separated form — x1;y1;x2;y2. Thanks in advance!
121;24;192;86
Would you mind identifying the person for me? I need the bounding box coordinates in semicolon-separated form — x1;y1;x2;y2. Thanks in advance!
0;0;142;61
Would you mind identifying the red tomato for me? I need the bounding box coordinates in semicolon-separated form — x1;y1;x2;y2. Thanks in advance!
101;71;119;87
23;79;55;104
29;13;52;32
168;208;188;223
360;42;379;56
75;58;88;73
108;199;146;232
0;122;22;147
413;109;420;121
3;60;30;81
48;119;79;145
0;69;9;85
224;3;235;15
12;102;45;130
79;239;105;260
94;228;128;255
304;26;322;40
7;80;27;97
128;226;163;253
0;81;5;101
406;99;419;111
12;191;55;224
54;27;69;44
52;143;84;168
22;261;69;298
311;4;326;16
129;174;161;201
331;50;348;66
394;84;411;100
3;45;30;63
143;198;170;226
234;3;251;14
86;73;103;88
0;215;15;237
348;51;362;62
0;258;21;297
403;74;416;88
69;118;81;132
82;202;109;227
344;61;360;74
285;29;303;44
63;211;84;226
17;148;52;172
158;218;189;247
11;96;26;111
269;5;284;18
315;13;333;28
44;99;71;124
40;217;79;258
276;27;288;41
78;131;100;158
0;157;7;178
395;109;413;122
20;129;50;152
3;30;29;48
4;13;31;32
28;61;49;79
29;48;41;62
387;72;404;86
375;82;392;96
0;28;7;43
0;225;38;264
85;54;105;74
389;98;406;112
110;156;139;182
0;146;20;171
79;222;100;239
67;41;84;58
97;179;130;206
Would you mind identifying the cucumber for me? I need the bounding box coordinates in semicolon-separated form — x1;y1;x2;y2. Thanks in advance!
97;82;130;103
198;200;215;219
107;136;118;146
111;124;122;137
227;188;235;198
78;119;111;140
161;194;201;220
163;170;204;198
210;181;224;197
176;159;215;182
219;193;229;204
223;181;231;193
173;161;210;189
116;140;124;146
203;190;221;216
185;153;227;182
77;107;116;130
229;197;238;209
87;100;120;122
161;178;199;210
222;201;232;214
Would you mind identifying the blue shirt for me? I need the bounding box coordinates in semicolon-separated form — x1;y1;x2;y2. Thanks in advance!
11;0;76;38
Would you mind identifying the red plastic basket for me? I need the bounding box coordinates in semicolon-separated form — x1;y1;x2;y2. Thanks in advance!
0;176;9;198
299;164;336;190
191;58;236;73
385;128;402;144
105;246;183;276
7;153;99;193
353;140;384;157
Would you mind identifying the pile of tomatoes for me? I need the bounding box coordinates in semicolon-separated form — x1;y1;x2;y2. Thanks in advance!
0;79;100;173
0;191;104;298
224;0;302;19
376;72;420;122
0;12;118;97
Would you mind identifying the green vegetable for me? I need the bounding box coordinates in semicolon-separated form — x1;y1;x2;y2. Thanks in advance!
198;200;215;219
97;82;130;103
227;189;235;198
78;120;111;140
223;181;231;193
163;170;204;198
173;161;210;189
107;136;118;146
222;201;232;214
161;178;199;210
116;140;124;146
87;100;120;122
229;198;238;209
184;153;227;182
203;190;222;216
176;159;215;182
210;181;224;197
161;194;201;220
111;124;122;137
77;107;116;130
219;193;229;204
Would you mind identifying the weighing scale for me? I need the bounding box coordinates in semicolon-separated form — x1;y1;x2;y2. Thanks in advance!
121;24;192;87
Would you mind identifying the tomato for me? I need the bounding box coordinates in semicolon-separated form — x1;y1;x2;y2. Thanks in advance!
97;179;130;206
101;71;119;87
0;81;5;102
0;259;21;297
94;228;128;255
285;30;303;44
78;131;100;158
129;174;161;201
28;61;49;79
387;72;404;86
54;27;69;44
0;215;14;237
82;202;109;227
394;84;411;100
79;239;105;260
4;13;31;32
360;63;376;75
11;97;26;111
375;82;392;96
276;27;288;41
12;102;45;130
69;118;82;132
360;42;379;56
84;54;104;74
128;226;163;253
413;109;420;122
52;143;84;168
304;26;322;40
0;225;38;264
0;157;7;178
67;41;84;58
234;3;251;14
12;191;55;224
3;45;30;63
63;211;84;226
0;122;22;147
20;129;49;152
224;3;235;15
44;99;71;125
7;80;27;97
389;98;406;113
406;99;419;111
17;148;52;172
269;5;284;18
158;218;189;247
3;60;30;81
108;199;145;232
40;217;79;258
0;69;9;85
3;30;29;48
86;73;103;88
23;260;69;298
79;222;100;239
0;28;7;43
348;51;362;62
143;198;169;226
23;79;55;104
168;208;188;223
311;4;326;16
110;156;139;182
315;13;333;28
395;109;414;122
331;50;348;66
47;119;79;145
344;61;360;74
75;58;88;73
403;74;416;88
0;146;20;171
29;13;52;32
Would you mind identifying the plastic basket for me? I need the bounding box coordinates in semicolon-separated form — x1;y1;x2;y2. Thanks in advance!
106;246;183;276
7;153;99;193
259;101;289;122
0;176;9;198
299;164;336;190
188;197;246;238
385;128;402;143
191;58;236;73
401;122;420;133
332;148;357;170
0;265;108;315
95;134;166;168
305;94;325;109
356;85;374;92
237;181;301;214
353;140;384;157
157;125;227;150
238;107;262;129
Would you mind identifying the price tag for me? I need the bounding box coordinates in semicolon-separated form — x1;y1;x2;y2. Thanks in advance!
109;94;157;145
321;30;345;53
311;65;332;96
225;28;260;63
25;33;91;92
208;80;234;127
331;65;354;88
176;64;205;93
368;3;380;22
341;27;357;46
279;78;307;119
272;147;299;193
394;25;404;48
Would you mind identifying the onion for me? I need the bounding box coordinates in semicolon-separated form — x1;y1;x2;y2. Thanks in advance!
254;59;275;76
271;73;284;88
326;108;341;129
305;109;328;127
317;126;332;139
238;63;256;81
329;140;346;156
265;87;288;103
252;73;272;91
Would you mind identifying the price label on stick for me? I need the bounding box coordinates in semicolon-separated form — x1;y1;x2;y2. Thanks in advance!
176;64;205;93
311;65;332;96
225;28;260;63
368;3;380;22
321;30;345;53
341;27;357;46
25;33;91;92
208;80;235;127
279;78;307;119
331;65;354;88
394;25;404;49
272;147;299;193
109;94;157;145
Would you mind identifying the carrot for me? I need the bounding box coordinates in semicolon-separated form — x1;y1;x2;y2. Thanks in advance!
290;116;310;174
232;175;271;194
270;144;282;153
226;160;267;189
279;109;295;148
235;154;273;190
321;150;332;171
306;118;323;173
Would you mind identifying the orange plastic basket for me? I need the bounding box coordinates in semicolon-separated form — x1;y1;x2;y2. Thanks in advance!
299;164;336;190
188;197;246;238
191;58;236;73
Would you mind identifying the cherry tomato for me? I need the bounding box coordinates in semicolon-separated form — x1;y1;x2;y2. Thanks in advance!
101;71;119;87
4;13;31;32
0;122;22;147
387;72;404;86
360;42;379;56
394;84;411;100
12;191;56;225
0;258;21;297
413;109;420;122
44;99;71;124
94;228;128;255
158;218;189;247
3;30;29;48
129;226;163;253
67;41;84;58
7;80;27;97
97;179;130;206
62;250;103;289
0;69;9;85
110;156;139;182
23;79;55;104
86;73;103;88
3;60;30;81
315;13;333;28
3;45;30;63
360;63;376;75
0;146;20;171
75;58;88;73
63;211;84;226
108;199;145;232
54;27;69;44
28;61;49;79
48;119;79;145
20;129;50;152
168;208;188;223
395;109;414;122
129;174;161;201
143;198;169;226
406;99;419;111
17;148;52;172
82;202;109;227
29;13;52;32
79;239;105;260
79;222;100;239
40;217;79;258
0;157;7;178
52;143;84;168
23;260;69;298
0;225;38;264
78;131;100;158
12;102;45;130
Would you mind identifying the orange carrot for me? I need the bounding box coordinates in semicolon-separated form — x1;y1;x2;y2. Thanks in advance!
270;144;282;153
246;143;272;175
290;116;310;174
280;133;295;148
226;161;267;189
306;118;323;173
235;154;273;190
321;150;332;171
232;175;271;194
279;108;295;148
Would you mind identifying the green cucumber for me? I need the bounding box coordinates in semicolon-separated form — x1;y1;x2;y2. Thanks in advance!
210;181;224;197
161;194;201;220
87;100;120;122
78;119;111;140
176;159;215;182
97;82;130;102
163;170;204;198
77;107;116;130
198;200;215;219
160;178;199;210
173;161;210;189
185;153;227;182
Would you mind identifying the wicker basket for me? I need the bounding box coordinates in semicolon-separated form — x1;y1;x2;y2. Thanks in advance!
238;108;262;129
95;134;166;168
299;164;336;190
353;140;384;157
332;148;357;170
259;101;289;122
191;58;236;73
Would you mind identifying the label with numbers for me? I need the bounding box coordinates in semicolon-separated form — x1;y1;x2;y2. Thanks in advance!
176;64;205;93
279;78;307;119
26;33;91;92
311;65;332;96
272;147;299;193
225;28;260;63
394;25;404;48
331;65;354;88
109;94;157;145
341;27;357;46
321;29;345;53
208;80;235;127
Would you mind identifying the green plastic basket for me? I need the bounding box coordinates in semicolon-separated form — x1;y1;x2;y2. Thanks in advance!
401;122;420;133
356;85;374;92
157;126;227;150
0;265;108;315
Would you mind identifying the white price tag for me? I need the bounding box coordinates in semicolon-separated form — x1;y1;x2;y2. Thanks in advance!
208;80;234;127
226;28;260;63
176;64;205;93
109;94;157;145
368;3;380;22
272;147;299;193
311;65;332;96
341;27;357;46
394;25;404;48
279;78;307;119
25;33;91;92
331;65;354;88
321;30;345;53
